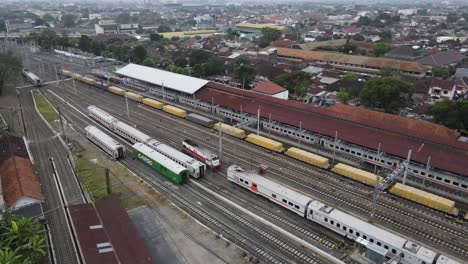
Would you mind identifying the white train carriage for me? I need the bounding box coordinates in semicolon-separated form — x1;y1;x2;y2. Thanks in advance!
182;139;220;169
87;106;118;130
85;125;124;159
227;165;311;216
113;121;152;144
22;69;42;86
148;139;206;178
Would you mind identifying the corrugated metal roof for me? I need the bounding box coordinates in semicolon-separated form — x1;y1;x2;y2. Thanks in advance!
116;64;209;95
196;83;468;177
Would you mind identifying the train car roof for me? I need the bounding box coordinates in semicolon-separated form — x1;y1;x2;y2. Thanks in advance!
186;113;214;122
113;121;152;143
116;63;209;95
228;165;312;206
87;106;118;123
85;126;122;149
155;143;204;167
133;143;187;174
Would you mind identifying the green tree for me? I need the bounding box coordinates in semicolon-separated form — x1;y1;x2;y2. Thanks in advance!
78;35;92;52
373;43;390;57
352;34;365;41
259;27;282;48
0;51;22;95
337;88;350;104
342;73;358;80
273;71;311;98
116;12;131;24
431;100;468;130
432;66;451;79
34;18;47;26
231;55;256;89
360;77;414;113
157;25;172;33
0;20;6;32
61;14;76;28
446;12;459;24
356;16;371;27
150;32;162;42
132;45;147;64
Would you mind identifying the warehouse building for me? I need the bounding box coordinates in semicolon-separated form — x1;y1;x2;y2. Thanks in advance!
116;63;209;97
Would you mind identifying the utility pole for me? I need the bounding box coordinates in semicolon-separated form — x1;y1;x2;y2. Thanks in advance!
257;107;260;135
162;81;165;103
332;131;338;165
268;113;271;136
373;142;381;175
218;122;222;158
211;96;214;118
72;76;77;94
125;92;130;118
105;168;111;194
298;120;302;144
370;175;380;223
422;156;431;186
402;149;412;185
57;107;65;138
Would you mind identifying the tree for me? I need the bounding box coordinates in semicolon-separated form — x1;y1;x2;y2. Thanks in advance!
34;18;47;26
42;13;54;22
0;51;22;95
432;66;451;79
342;73;358;80
356;16;371;27
431;100;468;130
78;35;92;52
157;25;172;33
0;20;6;32
446;12;459;24
378;31;392;41
116;12;131;24
61;14;76;28
259;27;282;48
337;88;350;104
273;71;311;98
132;45;147;64
352;34;365;41
360;77;414;113
150;33;162;42
373;43;390;57
231;55;256;89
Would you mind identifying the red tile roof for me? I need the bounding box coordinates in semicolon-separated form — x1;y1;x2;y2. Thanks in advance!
252;81;287;95
197;82;468;177
95;195;153;264
270;40;296;48
0;156;44;208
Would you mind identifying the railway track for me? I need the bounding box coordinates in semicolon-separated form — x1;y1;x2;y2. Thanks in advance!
43;80;468;260
43;86;337;264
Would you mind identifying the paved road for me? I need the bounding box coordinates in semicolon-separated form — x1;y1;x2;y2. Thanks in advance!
20;88;82;264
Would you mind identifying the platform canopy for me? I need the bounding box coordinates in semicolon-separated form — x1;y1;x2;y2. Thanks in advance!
116;63;209;95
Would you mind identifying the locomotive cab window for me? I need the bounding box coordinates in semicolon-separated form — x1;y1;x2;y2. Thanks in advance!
272;194;277;198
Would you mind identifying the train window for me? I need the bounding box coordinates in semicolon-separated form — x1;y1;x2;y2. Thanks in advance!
387;161;392;165
357;153;361;156
364;155;367;158
362;235;367;240
282;199;287;203
461;184;467;189
294;205;300;209
428;174;434;178
392;249;396;254
343;226;347;231
349;229;353;234
330;220;334;224
272;194;277;198
240;179;244;183
453;182;459;186
330;144;334;148
444;179;450;183
245;181;249;185
369;157;373;160
336;223;340;228
356;232;360;237
351;151;355;154
310;210;313;215
413;170;418;173
345;149;350;153
370;238;374;243
421;172;425;176
384;245;389;250
377;242;381;246
288;202;293;206
401;253;405;258
436;176;442;180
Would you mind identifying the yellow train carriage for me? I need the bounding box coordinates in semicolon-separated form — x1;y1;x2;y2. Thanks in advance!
332;163;383;187
82;77;97;85
125;92;144;102
285;147;329;169
162;105;187;118
389;183;456;213
245;134;284;153
108;86;125;96
61;69;73;77
213;123;246;139
142;98;164;109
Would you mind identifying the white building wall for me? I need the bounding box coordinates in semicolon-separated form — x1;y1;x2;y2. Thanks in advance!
272;90;289;100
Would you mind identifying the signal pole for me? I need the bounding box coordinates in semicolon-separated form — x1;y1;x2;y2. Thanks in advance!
125;92;130;118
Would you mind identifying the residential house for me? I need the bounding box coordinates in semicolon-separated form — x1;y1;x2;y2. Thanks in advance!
417;50;466;67
194;14;214;30
252;81;289;99
426;79;458;100
386;46;424;61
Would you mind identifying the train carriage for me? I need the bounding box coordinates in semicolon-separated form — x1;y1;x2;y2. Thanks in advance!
125;92;144;102
162;105;187;118
213;123;246;139
227;165;311;217
132;143;189;184
185;113;215;128
85;125;124;159
142;98;164;109
113;121;152;144
182;139;220;169
22;69;42;86
87;106;118;130
245;134;284;153
148;139;206;179
285;147;329;169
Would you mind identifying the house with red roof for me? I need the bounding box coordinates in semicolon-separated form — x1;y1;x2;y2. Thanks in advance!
252;80;289;99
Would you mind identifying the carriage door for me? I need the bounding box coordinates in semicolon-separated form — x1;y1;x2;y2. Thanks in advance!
200;166;205;178
118;148;124;158
251;183;258;193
